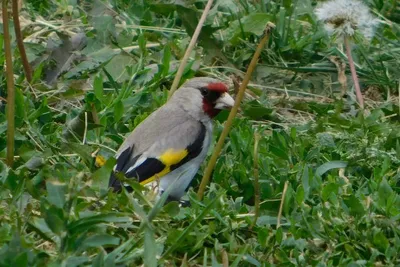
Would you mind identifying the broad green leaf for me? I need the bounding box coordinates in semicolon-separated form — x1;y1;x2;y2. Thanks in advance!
378;178;393;206
269;131;289;160
28;97;50;122
0;161;9;184
275;227;283;244
15;87;26;123
43;205;65;235
0;235;31;267
243;100;274;120
14;252;28;267
91;158;116;193
269;143;288;160
94;74;104;102
283;184;294;215
257;228;268;248
114;100;124;123
24;156;45;170
231;245;249;267
104;54;134;83
66;143;93;165
243;254;261;267
27;218;54;243
256;215;279;226
162;44;171;76
138;34;147;55
144;224;157;267
316;161;347;176
104;237;135;266
176;5;226;61
296;185;305;204
64;256;89;267
343;195;365;217
91;15;115;45
163;201;180;217
321;183;339;201
65;47;119;78
224;13;272;43
46;181;66;209
92;250;105;267
373;231;390;252
80;234;120;251
302;165;310;200
68;213;132;235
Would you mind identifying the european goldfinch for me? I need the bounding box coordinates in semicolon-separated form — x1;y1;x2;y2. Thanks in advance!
109;77;235;201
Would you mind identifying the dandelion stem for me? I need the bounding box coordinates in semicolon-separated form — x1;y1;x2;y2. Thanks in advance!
344;36;364;109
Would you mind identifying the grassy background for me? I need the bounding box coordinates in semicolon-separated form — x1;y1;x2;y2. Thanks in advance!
0;0;399;266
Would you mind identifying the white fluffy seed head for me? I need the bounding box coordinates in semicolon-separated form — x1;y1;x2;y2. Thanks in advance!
315;0;379;40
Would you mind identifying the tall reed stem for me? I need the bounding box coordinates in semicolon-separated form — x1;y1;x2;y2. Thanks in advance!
3;0;16;166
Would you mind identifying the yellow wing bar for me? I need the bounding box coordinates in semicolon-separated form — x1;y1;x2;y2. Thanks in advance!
139;149;189;185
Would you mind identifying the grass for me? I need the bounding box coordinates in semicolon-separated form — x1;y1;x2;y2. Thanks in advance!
0;0;399;266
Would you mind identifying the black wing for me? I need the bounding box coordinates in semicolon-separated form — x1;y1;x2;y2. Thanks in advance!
108;123;206;192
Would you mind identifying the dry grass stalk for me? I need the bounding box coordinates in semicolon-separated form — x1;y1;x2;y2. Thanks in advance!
12;0;32;82
168;0;214;98
197;22;276;200
3;0;16;166
329;56;347;97
277;181;289;229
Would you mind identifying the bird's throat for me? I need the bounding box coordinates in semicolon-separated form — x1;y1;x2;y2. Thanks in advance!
202;99;220;118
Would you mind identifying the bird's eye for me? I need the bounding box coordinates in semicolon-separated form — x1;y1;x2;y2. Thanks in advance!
200;88;209;96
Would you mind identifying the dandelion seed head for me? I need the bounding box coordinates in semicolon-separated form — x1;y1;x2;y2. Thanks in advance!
315;0;379;39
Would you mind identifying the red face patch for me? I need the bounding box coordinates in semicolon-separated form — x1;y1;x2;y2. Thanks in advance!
203;100;219;118
206;83;228;93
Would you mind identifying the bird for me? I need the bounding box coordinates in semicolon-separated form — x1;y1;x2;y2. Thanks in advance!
108;77;235;201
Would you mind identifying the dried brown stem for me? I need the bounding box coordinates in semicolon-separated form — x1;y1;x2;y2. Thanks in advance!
168;0;214;98
329;56;347;97
12;0;32;82
277;181;289;229
3;0;16;166
179;253;188;267
197;22;276;200
344;36;364;109
222;249;229;267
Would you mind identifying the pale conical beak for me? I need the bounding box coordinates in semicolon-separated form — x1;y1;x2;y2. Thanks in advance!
214;93;235;110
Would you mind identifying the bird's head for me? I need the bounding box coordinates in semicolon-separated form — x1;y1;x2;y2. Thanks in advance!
173;77;235;119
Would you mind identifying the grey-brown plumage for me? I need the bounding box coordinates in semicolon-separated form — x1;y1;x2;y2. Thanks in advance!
109;77;235;200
